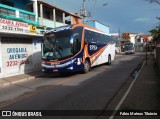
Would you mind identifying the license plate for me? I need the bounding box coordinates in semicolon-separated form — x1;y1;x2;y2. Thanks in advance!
53;69;58;72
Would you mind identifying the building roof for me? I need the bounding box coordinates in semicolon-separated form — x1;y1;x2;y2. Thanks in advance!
122;33;131;39
37;0;81;19
140;34;152;39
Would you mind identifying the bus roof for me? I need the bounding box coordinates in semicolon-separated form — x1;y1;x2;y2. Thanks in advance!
45;24;110;36
73;24;110;36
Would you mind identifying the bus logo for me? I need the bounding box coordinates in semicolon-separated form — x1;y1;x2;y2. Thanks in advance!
90;45;97;50
2;111;11;116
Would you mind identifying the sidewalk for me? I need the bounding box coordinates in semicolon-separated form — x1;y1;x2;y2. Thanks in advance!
116;54;160;118
0;71;46;87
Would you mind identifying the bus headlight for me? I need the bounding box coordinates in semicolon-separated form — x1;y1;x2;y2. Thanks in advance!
67;66;73;70
77;58;81;65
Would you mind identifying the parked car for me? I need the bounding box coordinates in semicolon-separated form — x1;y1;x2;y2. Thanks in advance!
115;44;121;54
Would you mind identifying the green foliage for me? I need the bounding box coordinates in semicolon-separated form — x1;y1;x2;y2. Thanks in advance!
149;27;160;41
146;0;160;42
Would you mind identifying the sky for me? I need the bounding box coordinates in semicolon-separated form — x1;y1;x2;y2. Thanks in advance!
45;0;160;34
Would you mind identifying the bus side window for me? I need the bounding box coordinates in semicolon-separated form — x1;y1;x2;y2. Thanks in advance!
105;35;109;44
102;34;107;44
99;34;104;44
84;30;89;43
85;30;93;43
94;32;98;44
73;27;83;54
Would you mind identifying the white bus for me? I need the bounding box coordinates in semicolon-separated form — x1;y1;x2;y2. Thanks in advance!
42;24;115;73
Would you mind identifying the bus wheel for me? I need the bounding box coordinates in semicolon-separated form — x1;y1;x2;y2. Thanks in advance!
83;60;90;73
107;55;111;65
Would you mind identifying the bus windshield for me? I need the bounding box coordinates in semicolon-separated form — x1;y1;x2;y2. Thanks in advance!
125;43;134;51
42;30;73;60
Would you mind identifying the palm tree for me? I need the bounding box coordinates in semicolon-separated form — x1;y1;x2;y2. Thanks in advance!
149;27;160;42
145;0;160;41
149;17;160;42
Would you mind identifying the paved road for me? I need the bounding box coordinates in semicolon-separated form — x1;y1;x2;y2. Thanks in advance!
0;52;145;119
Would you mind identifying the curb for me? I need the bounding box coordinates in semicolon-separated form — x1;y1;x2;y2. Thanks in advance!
0;72;55;88
0;76;36;87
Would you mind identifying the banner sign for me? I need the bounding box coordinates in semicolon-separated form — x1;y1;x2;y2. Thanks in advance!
0;18;36;34
30;25;37;33
6;47;29;67
0;110;159;117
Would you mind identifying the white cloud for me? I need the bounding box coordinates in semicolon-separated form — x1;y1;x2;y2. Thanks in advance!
133;18;150;23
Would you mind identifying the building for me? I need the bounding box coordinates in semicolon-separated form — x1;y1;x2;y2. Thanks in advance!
122;32;136;44
0;0;82;78
121;33;133;51
122;33;131;40
27;0;82;34
122;32;152;52
0;0;41;77
86;20;110;34
135;34;152;52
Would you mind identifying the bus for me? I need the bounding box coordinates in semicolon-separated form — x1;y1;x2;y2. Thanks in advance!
124;42;135;54
41;24;115;73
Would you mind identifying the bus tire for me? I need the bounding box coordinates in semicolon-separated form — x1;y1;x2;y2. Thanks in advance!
83;60;91;73
107;55;111;65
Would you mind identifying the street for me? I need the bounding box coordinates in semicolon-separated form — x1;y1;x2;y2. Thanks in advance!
0;52;145;119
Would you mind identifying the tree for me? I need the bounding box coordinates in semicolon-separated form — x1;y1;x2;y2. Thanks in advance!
146;0;160;41
149;27;160;42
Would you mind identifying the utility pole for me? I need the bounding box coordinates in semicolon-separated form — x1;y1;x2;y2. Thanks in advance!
80;0;107;24
146;43;148;65
80;0;87;24
118;27;121;52
118;27;121;39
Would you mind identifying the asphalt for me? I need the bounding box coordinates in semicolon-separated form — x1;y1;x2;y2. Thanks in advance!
0;53;159;118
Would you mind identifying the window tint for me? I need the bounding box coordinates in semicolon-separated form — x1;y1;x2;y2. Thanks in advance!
94;32;100;44
73;27;83;54
106;35;111;43
85;30;93;43
85;29;112;44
